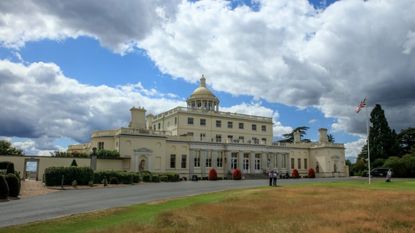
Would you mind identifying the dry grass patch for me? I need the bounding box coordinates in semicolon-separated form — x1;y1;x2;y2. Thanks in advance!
96;185;415;233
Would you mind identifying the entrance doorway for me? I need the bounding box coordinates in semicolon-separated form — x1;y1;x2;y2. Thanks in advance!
24;159;39;180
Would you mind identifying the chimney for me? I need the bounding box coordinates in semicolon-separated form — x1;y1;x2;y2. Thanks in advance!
293;130;301;143
129;107;146;129
319;128;328;143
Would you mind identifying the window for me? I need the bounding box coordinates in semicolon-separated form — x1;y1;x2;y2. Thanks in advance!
227;135;233;142
255;154;261;170
188;117;194;125
291;158;295;169
158;123;161;129
216;120;221;127
215;134;222;143
261;125;266;132
227;121;233;128
231;153;238;169
217;155;223;167
200;118;206;126
239;136;244;143
304;159;308;170
170;154;176;168
298;158;301;169
239;122;244;129
194;155;200;167
252;137;259;144
206;156;212;167
181;155;187;168
252;124;257;131
261;138;267;144
200;133;205;141
98;142;104;150
153;124;156;130
174;117;177;125
187;132;194;136
243;154;249;170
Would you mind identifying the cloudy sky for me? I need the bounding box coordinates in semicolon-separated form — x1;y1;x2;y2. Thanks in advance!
0;0;414;160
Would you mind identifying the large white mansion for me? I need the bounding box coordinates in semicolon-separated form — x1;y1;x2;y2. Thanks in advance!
68;76;347;179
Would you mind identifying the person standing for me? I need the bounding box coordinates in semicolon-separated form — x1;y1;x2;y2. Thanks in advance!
386;169;392;182
273;170;278;186
268;170;273;186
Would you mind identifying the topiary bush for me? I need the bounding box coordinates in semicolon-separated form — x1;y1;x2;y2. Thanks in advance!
307;168;316;178
0;161;15;174
166;173;180;182
0;175;9;199
291;169;300;178
5;173;20;197
208;168;217;181
44;167;94;186
160;175;168;182
94;171;137;184
232;168;242;180
151;174;160;182
70;159;78;167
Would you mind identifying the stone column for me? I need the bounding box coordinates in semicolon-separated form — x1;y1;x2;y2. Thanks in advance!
226;151;231;172
238;152;244;170
250;152;255;174
201;150;207;178
189;150;195;178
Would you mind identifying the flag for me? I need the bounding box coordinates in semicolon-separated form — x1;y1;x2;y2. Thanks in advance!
355;97;366;113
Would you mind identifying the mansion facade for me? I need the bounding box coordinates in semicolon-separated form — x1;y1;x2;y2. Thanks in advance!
68;76;347;179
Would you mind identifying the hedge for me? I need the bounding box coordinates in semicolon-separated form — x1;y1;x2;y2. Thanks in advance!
94;171;139;185
0;175;9;199
6;173;20;197
44;167;94;186
0;161;14;174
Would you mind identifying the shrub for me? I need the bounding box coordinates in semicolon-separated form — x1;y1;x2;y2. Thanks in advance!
384;155;415;177
44;167;94;186
94;171;136;184
160;175;168;182
109;177;119;184
5;173;20;197
292;169;300;178
307;168;316;178
208;168;217;181
0;161;15;174
151;174;160;182
96;150;120;159
0;175;9;199
232;168;242;180
166;173;180;182
142;174;151;182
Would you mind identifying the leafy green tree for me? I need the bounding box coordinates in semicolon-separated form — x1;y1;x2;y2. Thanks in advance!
361;104;399;162
328;134;335;143
397;127;415;155
96;149;120;159
0;140;23;156
279;126;310;143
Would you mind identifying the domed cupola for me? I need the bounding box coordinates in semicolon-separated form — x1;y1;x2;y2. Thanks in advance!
186;75;219;111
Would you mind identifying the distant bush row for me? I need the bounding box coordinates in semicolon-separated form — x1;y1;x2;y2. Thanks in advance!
43;167;181;186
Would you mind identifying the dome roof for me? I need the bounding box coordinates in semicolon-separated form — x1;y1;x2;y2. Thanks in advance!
188;75;218;101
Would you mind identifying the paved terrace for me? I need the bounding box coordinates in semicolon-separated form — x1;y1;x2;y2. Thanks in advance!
0;178;353;228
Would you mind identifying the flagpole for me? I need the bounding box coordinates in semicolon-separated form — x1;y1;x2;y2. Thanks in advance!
366;100;371;184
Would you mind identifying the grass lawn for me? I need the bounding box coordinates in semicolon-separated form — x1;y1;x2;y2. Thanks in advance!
1;179;414;233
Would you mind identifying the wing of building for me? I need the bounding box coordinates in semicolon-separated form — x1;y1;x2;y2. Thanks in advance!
68;76;347;179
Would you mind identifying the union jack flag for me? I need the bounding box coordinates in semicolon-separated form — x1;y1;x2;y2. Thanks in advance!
355;97;367;113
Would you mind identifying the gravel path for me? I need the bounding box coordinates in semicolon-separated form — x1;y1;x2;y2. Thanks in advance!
0;177;352;228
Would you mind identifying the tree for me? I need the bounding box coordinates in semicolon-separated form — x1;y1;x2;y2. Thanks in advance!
328;134;335;143
361;104;399;162
0;140;23;156
279;126;310;143
397;128;415;156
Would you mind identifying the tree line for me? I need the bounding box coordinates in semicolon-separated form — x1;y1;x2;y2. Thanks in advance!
351;104;415;177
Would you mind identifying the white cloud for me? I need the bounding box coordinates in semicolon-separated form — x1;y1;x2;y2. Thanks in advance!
1;0;415;141
139;0;415;137
0;60;184;154
0;0;181;53
345;136;366;161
